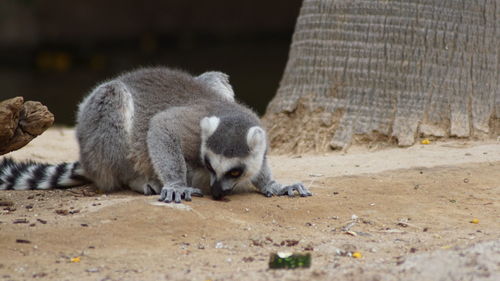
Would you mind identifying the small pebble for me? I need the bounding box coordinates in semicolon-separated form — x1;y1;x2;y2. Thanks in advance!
86;268;100;273
242;257;255;262
55;210;69;215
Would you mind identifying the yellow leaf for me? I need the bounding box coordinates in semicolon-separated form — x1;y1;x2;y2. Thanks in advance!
470;218;479;224
421;139;430;145
352;252;362;259
70;257;80;263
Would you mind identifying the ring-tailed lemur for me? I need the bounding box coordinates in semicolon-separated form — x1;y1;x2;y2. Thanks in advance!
0;67;312;203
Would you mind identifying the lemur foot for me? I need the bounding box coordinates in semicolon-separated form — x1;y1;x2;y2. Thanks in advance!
144;183;160;196
159;186;203;203
263;182;312;197
129;178;162;196
278;183;312;197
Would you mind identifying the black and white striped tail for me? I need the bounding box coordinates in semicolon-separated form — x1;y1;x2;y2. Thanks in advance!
0;158;89;190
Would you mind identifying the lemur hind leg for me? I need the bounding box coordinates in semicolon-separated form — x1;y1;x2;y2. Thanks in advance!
76;80;136;192
128;177;162;195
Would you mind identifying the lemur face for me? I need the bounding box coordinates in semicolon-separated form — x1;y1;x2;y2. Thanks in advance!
203;153;247;199
200;116;266;200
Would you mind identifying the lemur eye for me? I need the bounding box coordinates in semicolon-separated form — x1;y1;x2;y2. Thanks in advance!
226;168;243;178
230;170;241;177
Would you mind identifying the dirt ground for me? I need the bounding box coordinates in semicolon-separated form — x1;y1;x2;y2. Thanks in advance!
1;128;499;281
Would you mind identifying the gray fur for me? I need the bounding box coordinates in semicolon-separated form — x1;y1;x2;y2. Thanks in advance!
206;114;256;158
74;67;312;202
76;80;136;190
195;71;234;101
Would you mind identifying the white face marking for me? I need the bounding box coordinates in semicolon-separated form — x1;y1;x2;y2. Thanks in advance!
204;149;243;180
201;144;265;187
203;148;264;190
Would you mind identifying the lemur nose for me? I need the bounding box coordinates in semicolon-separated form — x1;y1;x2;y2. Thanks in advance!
210;180;230;200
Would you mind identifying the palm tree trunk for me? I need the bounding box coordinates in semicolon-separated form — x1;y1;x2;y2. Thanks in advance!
264;0;500;153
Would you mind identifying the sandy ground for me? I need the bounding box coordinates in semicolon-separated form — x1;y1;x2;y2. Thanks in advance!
0;128;499;281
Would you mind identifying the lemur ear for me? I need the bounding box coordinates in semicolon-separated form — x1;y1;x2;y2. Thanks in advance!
200;116;220;139
196;71;234;102
246;126;266;154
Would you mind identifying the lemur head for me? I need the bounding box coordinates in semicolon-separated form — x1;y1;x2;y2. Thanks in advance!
200;115;266;200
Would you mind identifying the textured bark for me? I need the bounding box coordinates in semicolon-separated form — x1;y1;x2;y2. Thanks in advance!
0;97;54;155
264;0;500;153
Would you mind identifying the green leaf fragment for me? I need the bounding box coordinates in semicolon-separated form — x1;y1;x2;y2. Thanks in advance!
269;253;311;269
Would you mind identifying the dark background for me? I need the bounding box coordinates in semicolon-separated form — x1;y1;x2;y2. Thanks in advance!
0;0;302;125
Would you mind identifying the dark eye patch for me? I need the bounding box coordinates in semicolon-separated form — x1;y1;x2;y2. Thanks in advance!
204;156;215;174
225;167;244;178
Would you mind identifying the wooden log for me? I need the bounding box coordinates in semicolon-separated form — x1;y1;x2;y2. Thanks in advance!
0;97;54;155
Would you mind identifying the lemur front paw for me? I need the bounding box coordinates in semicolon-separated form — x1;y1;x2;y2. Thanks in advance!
159;186;203;203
